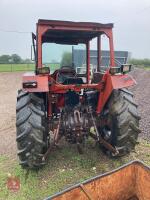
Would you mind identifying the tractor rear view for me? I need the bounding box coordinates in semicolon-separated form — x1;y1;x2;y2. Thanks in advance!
16;19;141;169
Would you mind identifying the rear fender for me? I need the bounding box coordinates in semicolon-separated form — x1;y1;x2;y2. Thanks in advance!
22;72;49;92
96;71;136;114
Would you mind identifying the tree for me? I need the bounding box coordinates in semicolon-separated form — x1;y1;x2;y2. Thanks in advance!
129;58;150;67
11;54;22;64
61;52;72;66
0;54;32;64
23;58;32;64
51;59;57;63
0;55;11;64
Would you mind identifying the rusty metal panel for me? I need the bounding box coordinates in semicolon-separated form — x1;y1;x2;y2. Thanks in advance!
46;161;150;200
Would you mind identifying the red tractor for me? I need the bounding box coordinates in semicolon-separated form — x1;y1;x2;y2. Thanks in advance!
16;19;140;169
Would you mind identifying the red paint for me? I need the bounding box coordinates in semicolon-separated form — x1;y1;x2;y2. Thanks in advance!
23;19;136;116
86;41;90;83
49;83;102;94
57;95;65;108
36;20;114;69
23;72;49;92
97;35;101;71
48;93;52;117
96;73;136;113
7;176;20;192
109;31;115;67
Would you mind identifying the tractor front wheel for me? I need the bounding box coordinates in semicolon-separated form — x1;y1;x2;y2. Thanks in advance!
99;88;141;156
16;90;49;169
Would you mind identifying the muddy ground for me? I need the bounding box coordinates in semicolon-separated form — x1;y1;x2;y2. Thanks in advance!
0;69;150;158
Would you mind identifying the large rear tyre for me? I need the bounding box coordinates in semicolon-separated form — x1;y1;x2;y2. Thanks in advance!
99;88;141;156
16;90;49;169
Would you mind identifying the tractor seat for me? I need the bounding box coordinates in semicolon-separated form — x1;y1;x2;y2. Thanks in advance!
91;72;104;83
63;77;84;85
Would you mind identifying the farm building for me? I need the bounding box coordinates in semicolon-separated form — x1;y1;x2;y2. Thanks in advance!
72;49;131;69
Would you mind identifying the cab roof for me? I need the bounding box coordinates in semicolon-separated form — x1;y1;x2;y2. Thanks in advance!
37;19;113;44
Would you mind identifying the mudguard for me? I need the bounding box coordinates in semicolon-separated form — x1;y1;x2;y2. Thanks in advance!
22;72;49;92
96;71;136;113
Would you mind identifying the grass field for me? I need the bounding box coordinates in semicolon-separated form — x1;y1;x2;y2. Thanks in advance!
0;63;60;72
0;63;150;73
0;139;150;200
144;66;150;70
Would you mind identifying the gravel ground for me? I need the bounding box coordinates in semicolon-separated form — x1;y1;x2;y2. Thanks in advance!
0;72;23;158
130;68;150;140
0;69;149;158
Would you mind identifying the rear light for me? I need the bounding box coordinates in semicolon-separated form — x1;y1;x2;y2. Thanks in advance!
109;64;132;75
23;81;37;88
121;64;132;74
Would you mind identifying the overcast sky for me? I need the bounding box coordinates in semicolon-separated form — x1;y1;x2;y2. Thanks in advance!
0;0;150;59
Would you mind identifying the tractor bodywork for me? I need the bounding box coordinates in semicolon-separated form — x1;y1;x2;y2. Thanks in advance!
23;20;135;114
16;20;140;169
